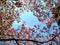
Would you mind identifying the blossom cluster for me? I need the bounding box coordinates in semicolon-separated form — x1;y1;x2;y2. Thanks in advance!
0;0;60;45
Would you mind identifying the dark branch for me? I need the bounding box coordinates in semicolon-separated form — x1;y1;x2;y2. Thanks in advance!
40;32;60;43
0;32;60;44
15;40;19;45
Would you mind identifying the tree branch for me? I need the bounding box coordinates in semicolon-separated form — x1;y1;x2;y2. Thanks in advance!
0;32;60;44
15;40;19;45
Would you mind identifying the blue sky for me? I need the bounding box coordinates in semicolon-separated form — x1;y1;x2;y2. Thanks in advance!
11;0;59;38
12;10;40;29
12;10;48;30
12;9;59;37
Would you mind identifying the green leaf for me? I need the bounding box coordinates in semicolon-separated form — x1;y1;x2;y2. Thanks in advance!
6;16;12;20
57;19;60;26
54;14;58;18
57;5;60;11
14;0;18;1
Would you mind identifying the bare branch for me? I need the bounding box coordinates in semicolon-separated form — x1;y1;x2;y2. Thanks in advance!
0;32;60;44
